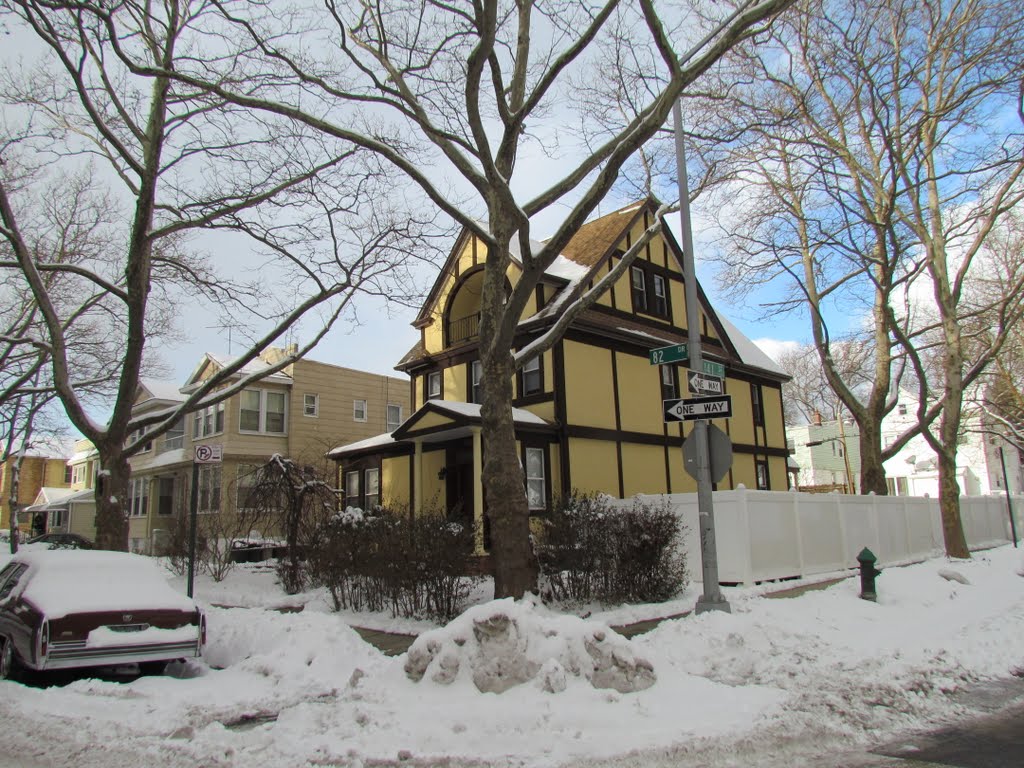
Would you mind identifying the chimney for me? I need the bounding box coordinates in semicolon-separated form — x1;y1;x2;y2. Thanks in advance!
812;410;823;426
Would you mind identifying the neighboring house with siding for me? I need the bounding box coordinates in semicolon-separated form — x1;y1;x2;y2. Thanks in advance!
788;391;1024;498
788;413;861;493
1;454;72;534
329;199;791;546
882;390;1024;497
50;352;409;553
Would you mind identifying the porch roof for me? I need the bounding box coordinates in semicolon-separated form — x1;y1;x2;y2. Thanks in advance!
25;488;94;513
326;400;554;460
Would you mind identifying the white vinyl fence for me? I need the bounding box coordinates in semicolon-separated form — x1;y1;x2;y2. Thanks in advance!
622;488;1023;586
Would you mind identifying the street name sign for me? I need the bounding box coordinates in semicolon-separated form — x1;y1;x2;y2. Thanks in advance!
688;370;725;396
664;395;733;422
649;343;687;365
702;360;726;378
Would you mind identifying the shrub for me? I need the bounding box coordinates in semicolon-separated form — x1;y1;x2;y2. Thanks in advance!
536;492;687;605
307;505;481;622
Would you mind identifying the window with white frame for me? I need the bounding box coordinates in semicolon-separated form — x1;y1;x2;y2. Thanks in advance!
198;466;221;513
755;459;769;490
353;399;368;422
157;477;175;516
303;393;319;418
660;364;677;400
72;465;85;486
236;464;260;510
631;266;648;312
427;371;442;400
525;447;546;511
239;389;287;434
653;274;668;316
193;402;225;439
387;403;403;432
364;468;380;510
164;418;185;450
128;426;152;453
521;356;542;396
49;509;64;528
129;477;149;517
470;360;483;404
344;470;360;509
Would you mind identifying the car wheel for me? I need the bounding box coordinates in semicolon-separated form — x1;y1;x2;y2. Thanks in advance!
138;660;167;676
0;637;19;681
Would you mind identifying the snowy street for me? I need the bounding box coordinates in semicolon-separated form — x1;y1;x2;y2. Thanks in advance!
3;546;1024;767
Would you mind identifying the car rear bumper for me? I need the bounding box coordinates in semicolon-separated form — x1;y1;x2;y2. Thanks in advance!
35;638;202;671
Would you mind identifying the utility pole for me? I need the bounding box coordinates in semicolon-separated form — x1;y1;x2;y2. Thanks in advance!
673;100;730;614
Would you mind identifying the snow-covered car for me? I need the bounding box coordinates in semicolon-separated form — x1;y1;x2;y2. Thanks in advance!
0;550;205;680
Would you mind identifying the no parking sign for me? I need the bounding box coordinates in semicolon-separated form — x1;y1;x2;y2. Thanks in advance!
193;444;223;463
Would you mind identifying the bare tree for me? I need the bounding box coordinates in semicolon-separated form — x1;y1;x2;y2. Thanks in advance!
0;1;446;551
243;455;338;594
775;340;871;426
629;0;1024;557
115;0;797;598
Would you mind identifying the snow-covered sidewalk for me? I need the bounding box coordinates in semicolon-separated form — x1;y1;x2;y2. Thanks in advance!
2;546;1023;767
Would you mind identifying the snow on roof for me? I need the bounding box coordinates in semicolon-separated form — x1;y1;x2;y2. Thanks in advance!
66;447;98;465
544;254;589;281
328;432;397;457
33;487;78;505
130;447;187;470
25;488;94;513
140;379;186;402
715;314;788;376
207;353;293;382
13;550;197;618
428;400;549;426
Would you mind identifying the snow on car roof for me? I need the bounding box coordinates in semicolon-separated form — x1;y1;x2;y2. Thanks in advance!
13;550;196;619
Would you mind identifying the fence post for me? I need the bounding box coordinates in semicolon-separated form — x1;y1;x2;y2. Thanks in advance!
838;492;850;568
738;485;754;587
792;490;806;579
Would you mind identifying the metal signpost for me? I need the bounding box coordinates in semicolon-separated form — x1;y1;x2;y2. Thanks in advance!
671;99;730;614
188;444;222;597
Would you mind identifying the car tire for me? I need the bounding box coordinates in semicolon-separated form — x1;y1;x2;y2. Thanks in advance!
138;660;167;676
0;637;20;682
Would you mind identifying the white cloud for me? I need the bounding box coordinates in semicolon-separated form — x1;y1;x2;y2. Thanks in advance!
752;337;800;366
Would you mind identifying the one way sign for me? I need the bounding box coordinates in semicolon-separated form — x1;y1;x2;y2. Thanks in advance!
687;371;725;396
664;395;733;422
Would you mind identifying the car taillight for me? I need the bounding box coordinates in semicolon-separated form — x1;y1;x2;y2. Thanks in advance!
39;621;49;659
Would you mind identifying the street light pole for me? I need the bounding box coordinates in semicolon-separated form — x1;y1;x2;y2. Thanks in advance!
673;100;730;614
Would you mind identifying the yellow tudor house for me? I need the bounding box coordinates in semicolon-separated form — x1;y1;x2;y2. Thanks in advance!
329;199;790;537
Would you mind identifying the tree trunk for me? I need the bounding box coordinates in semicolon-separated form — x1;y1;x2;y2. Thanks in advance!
7;459;21;554
481;350;537;598
937;449;969;558
93;452;131;551
858;423;888;495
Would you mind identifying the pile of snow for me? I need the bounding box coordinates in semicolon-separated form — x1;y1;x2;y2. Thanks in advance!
3;547;1024;768
404;598;655;693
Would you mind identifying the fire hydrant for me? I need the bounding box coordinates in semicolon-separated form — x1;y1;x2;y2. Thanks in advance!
857;547;882;601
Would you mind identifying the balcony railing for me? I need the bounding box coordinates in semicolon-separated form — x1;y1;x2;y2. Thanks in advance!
447;312;480;345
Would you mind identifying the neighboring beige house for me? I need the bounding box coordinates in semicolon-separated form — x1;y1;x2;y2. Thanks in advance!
1;454;72;534
118;347;409;553
20;438;100;540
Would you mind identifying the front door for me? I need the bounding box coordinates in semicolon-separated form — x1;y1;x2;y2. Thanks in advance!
446;439;474;529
